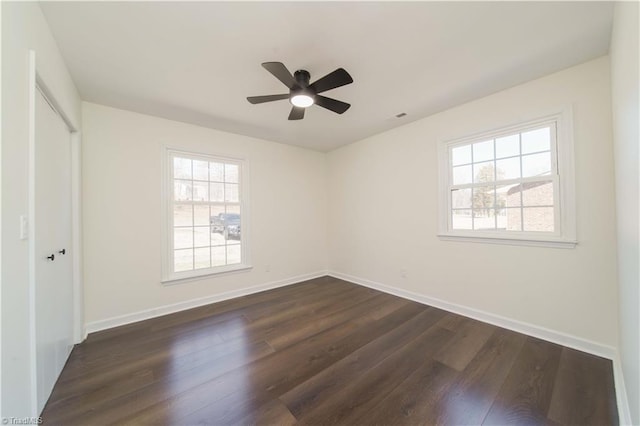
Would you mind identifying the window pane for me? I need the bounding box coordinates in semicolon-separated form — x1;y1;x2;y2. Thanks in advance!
495;134;519;159
497;208;522;231
522;152;551;177
452;165;472;185
174;228;193;249
211;205;225;217
495;157;520;180
452;145;471;166
193;181;209;202
210;183;224;202
173;204;192;227
226;211;241;242
210;206;225;244
194;205;209;226
194;226;210;247
194;247;210;269
226;204;240;215
225;184;239;203
523;207;554;232
522;127;551;154
193;160;209;181
522;180;554;206
473;209;495;230
173;157;191;179
174;180;192;201
227;231;241;244
473;186;495;211
451;188;472;209
473;140;494;162
174;249;193;272
227;244;241;265
211;230;226;246
211;246;226;267
452;209;472;230
210;162;224;182
225;164;239;183
473;161;495;183
497;183;522;208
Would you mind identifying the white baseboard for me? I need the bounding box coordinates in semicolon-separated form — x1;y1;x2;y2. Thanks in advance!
84;270;328;335
612;355;633;425
328;270;634;423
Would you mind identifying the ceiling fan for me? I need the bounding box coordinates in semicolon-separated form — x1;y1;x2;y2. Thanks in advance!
247;62;353;120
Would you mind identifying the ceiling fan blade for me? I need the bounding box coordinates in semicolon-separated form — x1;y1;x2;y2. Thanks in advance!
262;62;297;89
309;68;353;94
314;95;351;114
247;94;290;104
288;106;305;120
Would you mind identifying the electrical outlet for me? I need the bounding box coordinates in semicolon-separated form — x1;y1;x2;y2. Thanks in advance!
401;269;407;278
265;264;271;272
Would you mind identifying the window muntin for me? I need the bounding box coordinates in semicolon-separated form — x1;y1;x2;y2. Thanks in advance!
166;150;247;280
447;121;559;236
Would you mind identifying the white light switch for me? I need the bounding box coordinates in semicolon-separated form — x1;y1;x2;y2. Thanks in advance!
20;215;28;240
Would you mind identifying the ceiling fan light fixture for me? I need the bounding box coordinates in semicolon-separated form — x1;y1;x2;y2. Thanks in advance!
291;93;314;108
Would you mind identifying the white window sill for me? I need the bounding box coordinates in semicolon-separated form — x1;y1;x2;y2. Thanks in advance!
437;233;576;249
162;264;253;285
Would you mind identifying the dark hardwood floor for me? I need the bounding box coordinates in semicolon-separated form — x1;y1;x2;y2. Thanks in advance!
41;276;619;425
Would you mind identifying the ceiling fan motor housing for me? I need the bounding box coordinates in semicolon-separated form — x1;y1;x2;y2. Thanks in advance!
294;70;311;88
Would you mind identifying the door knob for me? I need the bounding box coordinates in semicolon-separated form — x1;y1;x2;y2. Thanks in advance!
47;254;55;261
59;249;66;255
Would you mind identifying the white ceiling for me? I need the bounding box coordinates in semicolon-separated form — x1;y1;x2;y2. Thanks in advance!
40;1;613;152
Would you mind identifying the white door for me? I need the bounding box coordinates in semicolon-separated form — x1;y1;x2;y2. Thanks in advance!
34;88;74;413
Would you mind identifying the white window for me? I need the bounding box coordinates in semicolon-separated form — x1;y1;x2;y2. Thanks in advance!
162;149;250;282
438;111;576;248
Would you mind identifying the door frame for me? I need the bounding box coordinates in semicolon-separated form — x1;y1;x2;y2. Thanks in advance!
27;50;84;415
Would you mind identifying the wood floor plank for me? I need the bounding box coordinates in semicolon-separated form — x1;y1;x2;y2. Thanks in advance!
235;399;298;426
44;340;275;425
482;336;562;425
40;278;619;426
436;312;468;332
433;317;496;371
280;304;445;418
59;318;230;382
349;360;458;425
215;285;378;343
430;327;528;425
47;327;263;405
547;347;619;425
241;281;372;322
262;292;397;350
295;325;454;425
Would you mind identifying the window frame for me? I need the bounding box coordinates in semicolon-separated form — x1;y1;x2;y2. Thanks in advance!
437;109;577;248
161;147;251;284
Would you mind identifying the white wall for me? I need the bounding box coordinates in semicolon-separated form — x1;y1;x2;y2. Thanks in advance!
610;2;640;423
327;57;619;349
82;103;327;327
1;2;82;417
